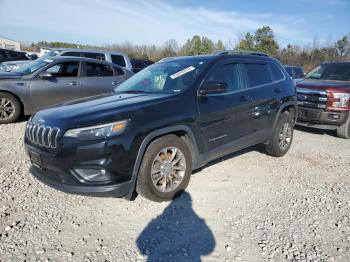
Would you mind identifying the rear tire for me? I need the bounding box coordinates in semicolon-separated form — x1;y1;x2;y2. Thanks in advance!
0;92;21;124
265;112;294;157
336;115;350;139
136;135;192;202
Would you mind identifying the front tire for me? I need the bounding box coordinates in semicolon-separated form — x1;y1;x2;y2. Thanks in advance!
136;135;192;202
336;115;350;139
265;112;294;157
0;92;21;124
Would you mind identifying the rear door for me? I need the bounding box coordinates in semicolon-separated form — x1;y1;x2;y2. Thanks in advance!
197;60;254;152
29;61;83;111
82;61;125;97
242;61;285;140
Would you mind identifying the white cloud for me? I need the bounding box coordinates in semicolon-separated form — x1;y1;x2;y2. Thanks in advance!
0;0;313;46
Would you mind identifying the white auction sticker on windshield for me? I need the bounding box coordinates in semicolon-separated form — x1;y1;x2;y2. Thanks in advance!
170;66;195;79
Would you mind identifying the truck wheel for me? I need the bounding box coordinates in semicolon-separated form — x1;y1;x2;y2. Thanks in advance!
0;92;21;124
136;135;192;202
265;112;294;157
336;115;350;139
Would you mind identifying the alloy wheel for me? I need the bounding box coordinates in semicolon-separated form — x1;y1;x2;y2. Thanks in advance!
0;98;15;120
151;146;186;193
278;122;292;150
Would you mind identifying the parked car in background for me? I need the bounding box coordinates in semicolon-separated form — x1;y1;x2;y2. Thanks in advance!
284;65;304;79
0;48;133;72
24;50;297;202
130;59;154;73
0;56;133;123
0;48;32;63
296;62;350;138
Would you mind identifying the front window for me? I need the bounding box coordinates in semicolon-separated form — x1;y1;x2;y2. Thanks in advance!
46;62;79;77
306;63;350;81
114;59;209;94
15;59;51;75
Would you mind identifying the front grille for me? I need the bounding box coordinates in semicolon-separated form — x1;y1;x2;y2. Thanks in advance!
297;88;327;109
26;122;60;148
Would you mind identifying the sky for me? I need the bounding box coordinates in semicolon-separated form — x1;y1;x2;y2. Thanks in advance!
0;0;349;48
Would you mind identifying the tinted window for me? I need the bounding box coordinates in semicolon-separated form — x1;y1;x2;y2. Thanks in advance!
0;50;7;58
62;51;81;57
207;63;242;92
46;62;79;77
284;67;293;77
269;63;284;81
245;63;272;87
82;52;105;61
306;63;350;81
111;55;126;67
9;51;19;58
294;68;304;78
86;62;113;77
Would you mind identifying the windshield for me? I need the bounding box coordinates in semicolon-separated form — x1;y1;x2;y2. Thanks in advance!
305;63;350;81
114;59;209;94
15;59;52;75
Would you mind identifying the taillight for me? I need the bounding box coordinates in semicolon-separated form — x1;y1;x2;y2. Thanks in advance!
327;92;350;109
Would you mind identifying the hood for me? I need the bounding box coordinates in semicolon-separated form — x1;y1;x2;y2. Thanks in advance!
0;71;22;79
296;79;350;93
31;92;173;130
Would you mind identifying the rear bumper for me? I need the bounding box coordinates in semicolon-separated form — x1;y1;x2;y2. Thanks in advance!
297;107;349;127
30;165;133;197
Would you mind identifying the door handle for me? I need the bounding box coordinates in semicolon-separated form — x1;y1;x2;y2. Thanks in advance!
274;87;281;93
252;107;261;117
239;95;249;101
69;81;78;86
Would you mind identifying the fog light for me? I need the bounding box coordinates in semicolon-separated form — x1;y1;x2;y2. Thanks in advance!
331;114;340;120
74;168;111;182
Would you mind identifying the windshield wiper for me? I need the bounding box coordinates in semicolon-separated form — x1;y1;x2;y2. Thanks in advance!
115;90;152;94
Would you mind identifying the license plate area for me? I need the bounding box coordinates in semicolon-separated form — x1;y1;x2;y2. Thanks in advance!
29;151;42;168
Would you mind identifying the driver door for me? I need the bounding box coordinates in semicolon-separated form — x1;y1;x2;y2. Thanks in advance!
29;61;83;111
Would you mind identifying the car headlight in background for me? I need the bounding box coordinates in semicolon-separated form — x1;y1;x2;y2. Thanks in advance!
0;64;19;72
64;120;129;140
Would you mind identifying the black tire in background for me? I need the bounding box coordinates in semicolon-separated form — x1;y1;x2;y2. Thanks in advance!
265;112;294;157
0;92;21;124
136;135;192;202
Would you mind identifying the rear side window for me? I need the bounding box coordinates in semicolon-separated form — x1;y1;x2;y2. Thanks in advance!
62;51;81;57
207;63;242;92
9;51;19;58
83;52;106;61
244;63;272;87
46;62;80;77
111;55;126;67
269;63;284;81
294;68;304;78
86;62;113;77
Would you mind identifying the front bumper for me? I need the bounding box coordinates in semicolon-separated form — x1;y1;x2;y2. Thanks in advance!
30;165;133;197
297;107;349;127
24;135;139;198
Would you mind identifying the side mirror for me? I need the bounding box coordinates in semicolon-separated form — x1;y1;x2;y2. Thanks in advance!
38;71;53;79
199;81;228;95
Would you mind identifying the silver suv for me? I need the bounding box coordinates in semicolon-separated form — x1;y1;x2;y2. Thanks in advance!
0;48;132;72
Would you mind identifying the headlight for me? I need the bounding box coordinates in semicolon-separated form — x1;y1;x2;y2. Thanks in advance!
328;93;350;109
0;64;18;72
64;120;129;140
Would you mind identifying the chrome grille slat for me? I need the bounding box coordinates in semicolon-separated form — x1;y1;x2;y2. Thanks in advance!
297;88;328;109
25;122;60;149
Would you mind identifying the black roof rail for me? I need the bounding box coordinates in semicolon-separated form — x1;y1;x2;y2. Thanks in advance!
215;50;269;57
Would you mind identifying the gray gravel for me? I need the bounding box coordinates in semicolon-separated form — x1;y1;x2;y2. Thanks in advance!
0;122;349;261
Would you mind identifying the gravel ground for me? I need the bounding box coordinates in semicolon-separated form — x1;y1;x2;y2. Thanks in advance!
0;121;349;262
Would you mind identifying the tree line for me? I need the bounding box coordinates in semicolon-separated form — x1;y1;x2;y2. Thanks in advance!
22;26;350;72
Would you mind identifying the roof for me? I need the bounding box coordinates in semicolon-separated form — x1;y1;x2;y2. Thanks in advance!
46;56;116;65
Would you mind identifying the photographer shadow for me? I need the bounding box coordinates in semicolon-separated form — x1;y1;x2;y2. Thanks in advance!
136;192;215;262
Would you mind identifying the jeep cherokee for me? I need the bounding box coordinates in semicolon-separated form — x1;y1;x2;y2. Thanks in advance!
24;50;297;202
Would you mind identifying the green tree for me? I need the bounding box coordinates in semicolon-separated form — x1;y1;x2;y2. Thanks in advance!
238;33;255;50
254;26;279;55
336;36;349;56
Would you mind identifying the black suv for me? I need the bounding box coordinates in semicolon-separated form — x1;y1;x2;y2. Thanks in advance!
24;50;297;202
0;48;30;63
